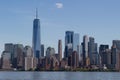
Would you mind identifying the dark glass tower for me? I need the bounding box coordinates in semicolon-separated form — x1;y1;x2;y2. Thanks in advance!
64;31;74;58
41;44;44;57
32;9;41;58
82;35;88;66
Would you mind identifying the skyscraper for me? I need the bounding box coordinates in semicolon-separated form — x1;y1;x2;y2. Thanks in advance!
73;33;80;62
113;40;120;50
111;44;117;67
41;44;44;57
24;46;33;57
58;40;62;61
88;37;98;65
73;33;80;53
111;40;120;70
24;46;34;71
13;44;24;69
64;31;74;58
4;43;14;63
32;9;41;58
82;35;89;66
5;43;14;53
65;31;74;46
99;45;109;67
1;51;11;69
46;47;55;57
72;51;79;68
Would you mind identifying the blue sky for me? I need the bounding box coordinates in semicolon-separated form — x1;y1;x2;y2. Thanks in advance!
0;0;120;54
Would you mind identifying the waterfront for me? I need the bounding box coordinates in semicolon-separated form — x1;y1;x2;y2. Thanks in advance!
0;72;120;80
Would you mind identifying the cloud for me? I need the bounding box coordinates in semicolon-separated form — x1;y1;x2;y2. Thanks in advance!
55;3;63;9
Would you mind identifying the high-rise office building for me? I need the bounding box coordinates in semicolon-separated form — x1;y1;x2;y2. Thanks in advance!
13;44;24;69
72;51;79;68
41;44;44;57
4;43;14;63
111;40;120;70
5;43;14;53
111;45;117;67
73;33;80;54
24;46;34;70
99;45;109;66
99;45;109;54
1;51;11;69
24;46;33;57
32;9;41;58
113;40;120;50
82;35;89;66
88;37;95;57
25;57;34;70
58;40;62;61
65;31;74;46
64;31;74;58
46;47;55;57
88;37;98;65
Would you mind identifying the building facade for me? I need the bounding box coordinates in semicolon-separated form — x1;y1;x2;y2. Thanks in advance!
41;44;44;57
1;51;11;69
58;40;62;61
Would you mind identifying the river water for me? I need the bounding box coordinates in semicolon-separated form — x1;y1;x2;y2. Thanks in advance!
0;72;120;80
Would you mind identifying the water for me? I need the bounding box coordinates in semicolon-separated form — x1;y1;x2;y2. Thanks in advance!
0;72;120;80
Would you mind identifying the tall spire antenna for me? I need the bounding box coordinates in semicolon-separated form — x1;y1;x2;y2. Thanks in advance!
36;8;38;19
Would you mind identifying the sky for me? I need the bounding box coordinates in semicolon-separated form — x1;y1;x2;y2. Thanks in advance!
0;0;120;54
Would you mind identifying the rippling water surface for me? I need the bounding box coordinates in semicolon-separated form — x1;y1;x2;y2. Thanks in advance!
0;72;120;80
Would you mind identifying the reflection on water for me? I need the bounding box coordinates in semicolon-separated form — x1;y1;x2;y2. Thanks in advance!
0;72;120;80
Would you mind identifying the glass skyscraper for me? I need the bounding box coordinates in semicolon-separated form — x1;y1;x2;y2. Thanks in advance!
64;31;74;58
32;9;41;58
82;35;89;66
73;33;79;52
65;31;74;46
41;44;44;57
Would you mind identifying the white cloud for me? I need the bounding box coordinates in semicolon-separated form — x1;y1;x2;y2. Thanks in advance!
55;3;63;9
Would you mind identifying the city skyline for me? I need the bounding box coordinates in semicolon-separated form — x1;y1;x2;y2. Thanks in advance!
0;0;120;54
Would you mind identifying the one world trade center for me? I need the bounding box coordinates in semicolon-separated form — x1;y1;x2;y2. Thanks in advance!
32;9;41;58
